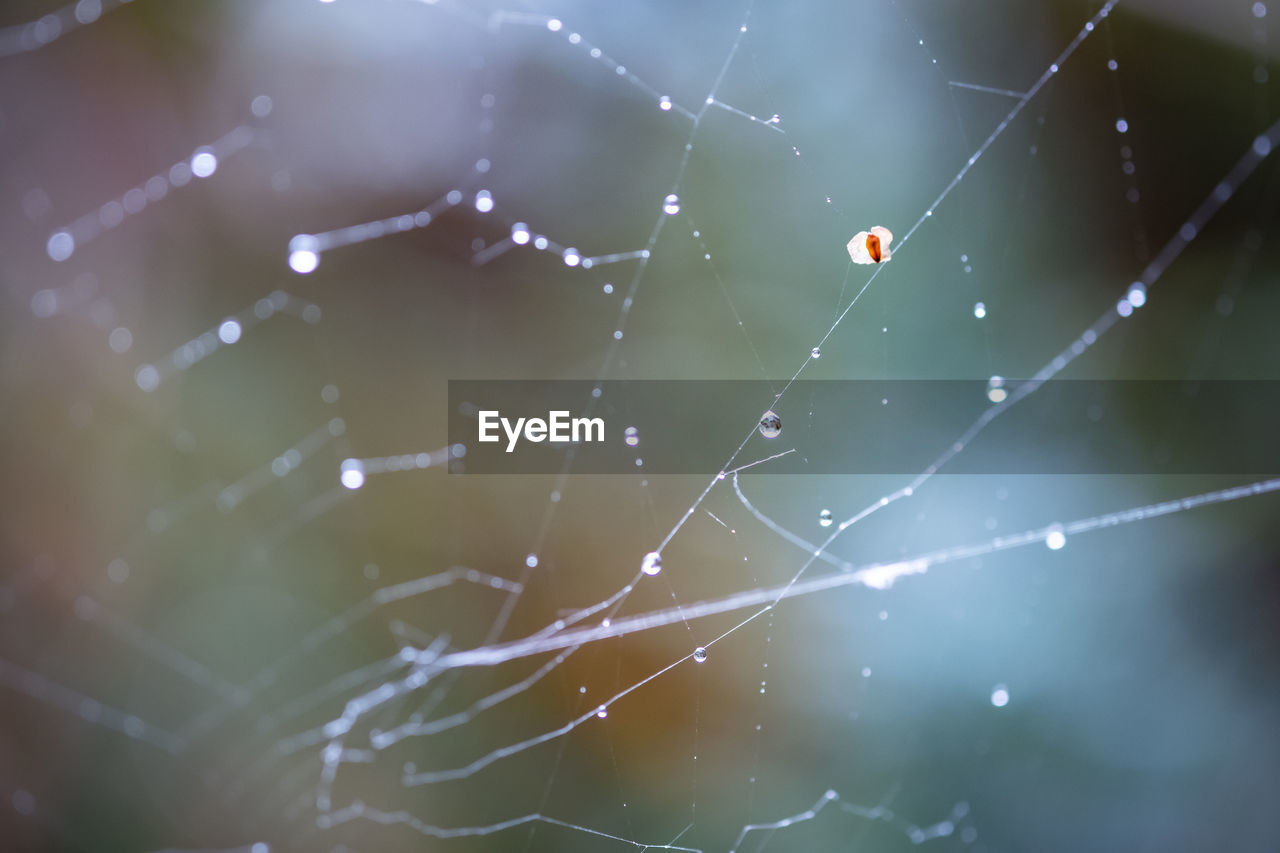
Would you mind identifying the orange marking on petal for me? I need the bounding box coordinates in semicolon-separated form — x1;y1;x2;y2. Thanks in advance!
866;233;882;263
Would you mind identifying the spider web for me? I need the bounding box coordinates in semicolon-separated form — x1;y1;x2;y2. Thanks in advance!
3;1;1280;852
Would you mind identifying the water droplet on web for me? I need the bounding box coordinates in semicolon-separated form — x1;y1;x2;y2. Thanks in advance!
135;365;159;392
108;327;133;353
596;705;607;718
990;685;1010;707
659;95;672;111
624;426;639;447
641;551;662;575
758;411;782;439
1045;524;1066;550
47;230;75;261
817;508;834;528
340;462;365;490
693;647;707;663
811;346;821;359
289;235;321;274
190;149;218;178
662;194;680;215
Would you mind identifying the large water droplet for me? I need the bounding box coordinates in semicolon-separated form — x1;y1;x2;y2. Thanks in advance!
662;194;680;215
288;234;320;274
819;509;833;527
641;551;662;575
758;411;782;439
693;647;707;663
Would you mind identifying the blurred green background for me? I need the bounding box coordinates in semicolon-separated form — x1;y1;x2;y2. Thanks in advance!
2;0;1279;851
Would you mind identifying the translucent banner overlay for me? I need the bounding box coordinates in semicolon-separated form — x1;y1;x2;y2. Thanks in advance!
447;380;1280;475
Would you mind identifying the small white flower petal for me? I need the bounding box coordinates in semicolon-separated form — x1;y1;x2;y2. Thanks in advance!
846;230;873;264
847;226;894;264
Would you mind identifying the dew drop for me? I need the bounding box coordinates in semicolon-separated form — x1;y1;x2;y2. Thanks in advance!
758;410;782;439
693;647;707;663
339;458;365;490
190;149;218;178
135;365;159;392
288;235;321;274
811;346;821;359
986;376;1007;403
47;230;75;261
819;508;833;527
108;327;133;353
662;194;680;215
641;551;662;576
217;319;242;344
